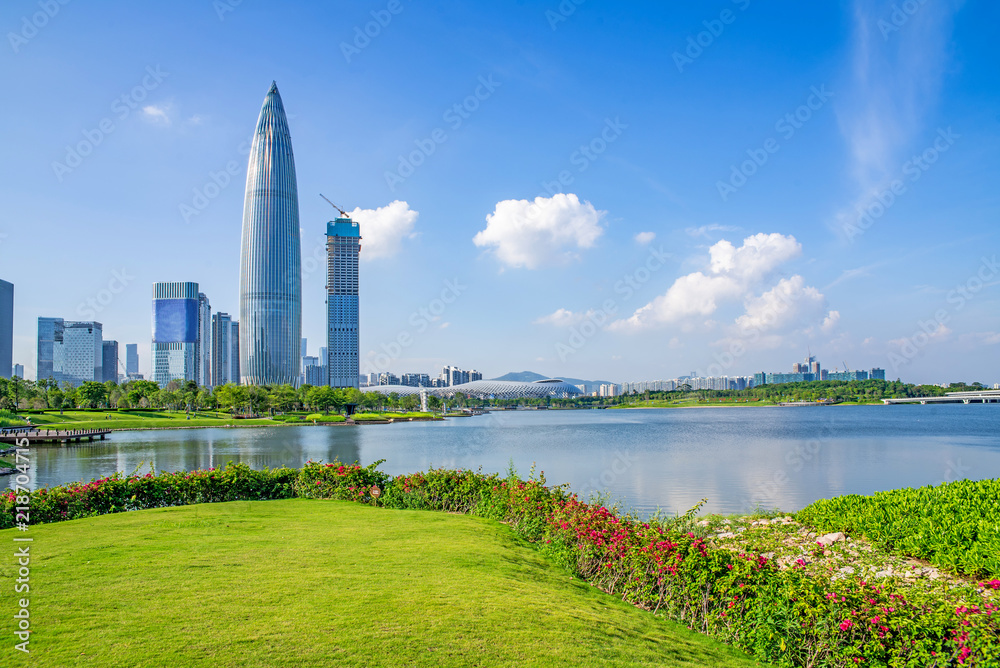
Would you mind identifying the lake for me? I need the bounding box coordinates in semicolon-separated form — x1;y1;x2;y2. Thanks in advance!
13;404;1000;515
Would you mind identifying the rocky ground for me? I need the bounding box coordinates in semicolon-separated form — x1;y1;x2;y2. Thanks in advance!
694;514;996;601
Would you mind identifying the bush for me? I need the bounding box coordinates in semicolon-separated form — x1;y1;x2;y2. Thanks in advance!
5;463;999;666
797;479;1000;578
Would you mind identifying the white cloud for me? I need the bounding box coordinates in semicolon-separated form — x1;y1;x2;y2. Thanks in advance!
734;276;826;334
534;308;592;327
439;322;450;329
473;193;605;269
685;223;739;238
822;310;841;333
610;233;802;331
634;231;656;245
142;105;170;124
348;200;418;261
833;1;959;236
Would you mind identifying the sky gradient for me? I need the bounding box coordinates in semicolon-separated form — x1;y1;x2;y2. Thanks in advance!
1;0;997;385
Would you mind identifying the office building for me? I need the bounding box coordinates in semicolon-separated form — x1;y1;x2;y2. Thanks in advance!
125;343;139;378
152;282;200;386
231;321;240;383
240;82;302;386
318;346;327;366
870;368;886;381
13;364;23;379
0;279;11;379
37;317;101;386
212;312;239;386
196;292;211;387
35;319;104;387
101;341;119;383
304;364;326;387
326;215;361;389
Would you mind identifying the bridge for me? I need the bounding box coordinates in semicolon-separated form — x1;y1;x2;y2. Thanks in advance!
0;428;113;444
882;389;1000;405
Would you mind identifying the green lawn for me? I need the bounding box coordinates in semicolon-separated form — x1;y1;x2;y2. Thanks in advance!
0;500;765;667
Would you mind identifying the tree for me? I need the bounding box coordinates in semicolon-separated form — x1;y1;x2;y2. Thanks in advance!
77;381;108;408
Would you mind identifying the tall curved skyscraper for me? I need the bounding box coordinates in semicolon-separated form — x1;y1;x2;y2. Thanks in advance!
239;81;301;386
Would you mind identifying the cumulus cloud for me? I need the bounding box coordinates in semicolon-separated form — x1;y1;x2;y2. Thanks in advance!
348;200;418;261
610;233;803;331
634;231;656;245
473;193;605;269
734;276;826;334
822;310;841;333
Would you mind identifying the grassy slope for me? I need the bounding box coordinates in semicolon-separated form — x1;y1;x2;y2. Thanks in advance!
0;500;764;668
22;410;434;431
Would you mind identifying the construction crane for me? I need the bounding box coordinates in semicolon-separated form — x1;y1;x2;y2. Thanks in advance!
319;194;348;217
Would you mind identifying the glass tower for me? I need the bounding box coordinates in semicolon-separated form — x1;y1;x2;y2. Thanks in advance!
152;282;199;385
239;81;301;386
326;217;361;389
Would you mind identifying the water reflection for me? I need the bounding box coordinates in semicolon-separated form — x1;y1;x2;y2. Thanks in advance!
14;405;1000;515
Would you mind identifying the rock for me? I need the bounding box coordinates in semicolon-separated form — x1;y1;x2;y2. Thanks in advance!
696;520;710;527
839;566;856;575
716;532;736;539
816;532;846;546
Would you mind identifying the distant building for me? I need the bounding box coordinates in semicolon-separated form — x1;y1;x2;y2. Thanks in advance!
212;312;238;386
598;383;618;398
378;372;400;386
0;279;11;379
101;341;119;383
304;364;326;386
318;346;327;366
401;373;430;387
37;317;104;386
326;216;361;389
870;368;886;381
13;364;23;379
197;292;211;387
231;321;240;384
152;282;200;386
125;343;139;378
826;370;868;382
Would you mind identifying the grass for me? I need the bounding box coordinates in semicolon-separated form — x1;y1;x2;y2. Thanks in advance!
0;499;765;667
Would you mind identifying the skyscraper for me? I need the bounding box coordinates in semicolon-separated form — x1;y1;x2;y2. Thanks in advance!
326;215;361;389
152;282;200;386
36;319;104;387
37;317;63;382
197;292;211;387
212;312;237;386
0;279;12;379
125;343;139;378
231;321;240;383
239;81;301;386
102;341;119;383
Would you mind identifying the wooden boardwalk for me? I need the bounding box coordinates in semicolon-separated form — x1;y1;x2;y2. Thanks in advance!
0;428;112;444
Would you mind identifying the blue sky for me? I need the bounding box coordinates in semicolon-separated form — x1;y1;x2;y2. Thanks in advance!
1;0;997;385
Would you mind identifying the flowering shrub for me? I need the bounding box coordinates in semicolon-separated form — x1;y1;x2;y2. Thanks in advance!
4;462;998;666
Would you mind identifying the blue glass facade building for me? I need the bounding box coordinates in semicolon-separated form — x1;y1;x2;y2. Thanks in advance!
326;217;360;389
239;82;302;386
152;282;199;385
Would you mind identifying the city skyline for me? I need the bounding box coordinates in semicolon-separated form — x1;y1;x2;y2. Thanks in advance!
2;2;997;386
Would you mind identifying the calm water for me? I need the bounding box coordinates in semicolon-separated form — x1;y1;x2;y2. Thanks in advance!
12;405;1000;515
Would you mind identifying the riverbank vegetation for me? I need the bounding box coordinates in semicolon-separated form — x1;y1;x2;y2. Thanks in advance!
6;462;997;665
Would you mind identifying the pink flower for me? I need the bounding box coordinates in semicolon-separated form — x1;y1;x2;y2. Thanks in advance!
840;620;853;631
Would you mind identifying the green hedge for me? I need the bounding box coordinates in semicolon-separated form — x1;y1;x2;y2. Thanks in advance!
797;479;1000;578
3;464;999;666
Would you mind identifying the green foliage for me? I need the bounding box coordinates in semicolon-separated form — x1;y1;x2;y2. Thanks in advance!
7;464;1000;666
797;478;1000;578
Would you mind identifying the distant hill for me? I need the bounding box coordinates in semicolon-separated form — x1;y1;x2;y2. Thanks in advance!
491;371;613;389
